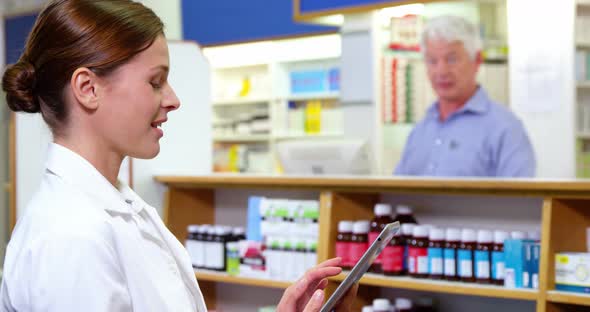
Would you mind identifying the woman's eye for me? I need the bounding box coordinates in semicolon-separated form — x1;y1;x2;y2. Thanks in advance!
150;81;162;89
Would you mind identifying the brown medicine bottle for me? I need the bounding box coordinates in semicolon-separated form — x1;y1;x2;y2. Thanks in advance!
475;230;493;284
458;229;476;283
335;220;353;270
369;203;393;273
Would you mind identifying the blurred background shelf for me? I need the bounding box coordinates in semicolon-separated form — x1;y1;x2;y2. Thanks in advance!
195;269;292;289
213;135;271;142
283;92;340;102
212;98;272;107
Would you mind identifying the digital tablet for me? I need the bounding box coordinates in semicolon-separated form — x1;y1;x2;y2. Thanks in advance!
320;221;401;312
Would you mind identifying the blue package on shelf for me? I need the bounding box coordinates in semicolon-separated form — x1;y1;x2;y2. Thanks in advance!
247;196;263;242
556;284;590;293
555;252;590;294
328;68;340;91
504;239;535;288
532;243;540;289
290;70;329;94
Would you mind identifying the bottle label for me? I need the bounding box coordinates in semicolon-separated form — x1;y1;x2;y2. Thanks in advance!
350;242;368;266
458;249;473;278
491;251;505;280
369;232;382;264
428;247;443;275
382;245;404;273
226;248;240;276
409;247;428;274
206;242;224;270
335;242;351;267
443;248;456;276
403;245;409;271
475;250;490;279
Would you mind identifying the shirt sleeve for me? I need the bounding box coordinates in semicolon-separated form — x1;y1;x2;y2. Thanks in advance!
28;231;132;311
494;120;536;177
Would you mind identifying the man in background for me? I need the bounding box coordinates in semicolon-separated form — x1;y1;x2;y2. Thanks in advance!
394;15;535;177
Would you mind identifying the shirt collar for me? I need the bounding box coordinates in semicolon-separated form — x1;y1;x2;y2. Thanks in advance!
45;143;143;215
427;87;490;121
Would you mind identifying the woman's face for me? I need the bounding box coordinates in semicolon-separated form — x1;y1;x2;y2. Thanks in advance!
95;35;180;159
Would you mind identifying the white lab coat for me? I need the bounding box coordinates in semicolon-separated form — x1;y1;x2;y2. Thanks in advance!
0;143;208;312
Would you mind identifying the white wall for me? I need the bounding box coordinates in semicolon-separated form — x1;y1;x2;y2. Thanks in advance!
138;0;182;40
508;0;576;178
340;13;382;173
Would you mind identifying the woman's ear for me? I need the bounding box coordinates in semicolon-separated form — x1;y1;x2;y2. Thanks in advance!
70;67;99;110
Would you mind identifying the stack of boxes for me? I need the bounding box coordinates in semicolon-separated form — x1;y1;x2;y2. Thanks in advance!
504;239;541;289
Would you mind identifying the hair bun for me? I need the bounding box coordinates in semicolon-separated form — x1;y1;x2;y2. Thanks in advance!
2;60;40;113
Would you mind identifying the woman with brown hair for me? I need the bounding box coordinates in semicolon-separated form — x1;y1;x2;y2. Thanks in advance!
0;1;356;311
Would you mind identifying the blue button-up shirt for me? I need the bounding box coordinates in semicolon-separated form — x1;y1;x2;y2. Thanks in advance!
394;87;536;177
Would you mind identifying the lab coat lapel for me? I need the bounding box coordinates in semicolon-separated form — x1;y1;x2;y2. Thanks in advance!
134;200;207;311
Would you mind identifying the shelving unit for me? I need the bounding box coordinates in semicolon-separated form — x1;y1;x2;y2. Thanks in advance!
546;291;590;306
212;98;271;107
194;269;291;289
212;135;271;143
204;34;343;174
330;273;538;301
157;175;590;311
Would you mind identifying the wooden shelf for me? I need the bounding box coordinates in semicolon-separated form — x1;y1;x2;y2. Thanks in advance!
577;81;590;88
546;290;590;306
195;269;292;289
330;273;538;301
577;132;590;139
284;92;340;101
273;133;343;140
213;135;270;142
155;175;590;198
212;98;271;106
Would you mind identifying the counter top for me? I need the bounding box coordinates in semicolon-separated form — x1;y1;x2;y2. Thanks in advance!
154;174;590;197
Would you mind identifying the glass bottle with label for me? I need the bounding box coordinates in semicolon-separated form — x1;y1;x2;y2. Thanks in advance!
336;220;353;270
444;228;460;281
409;225;429;278
350;221;369;267
401;223;415;275
475;230;493;284
382;230;405;276
395;298;413;312
428;228;445;279
369;204;393;273
203;226;216;270
185;225;200;269
492;230;508;285
458;229;476;283
393;205;418;224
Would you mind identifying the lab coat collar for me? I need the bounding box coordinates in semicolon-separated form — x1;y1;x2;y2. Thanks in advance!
45;143;138;215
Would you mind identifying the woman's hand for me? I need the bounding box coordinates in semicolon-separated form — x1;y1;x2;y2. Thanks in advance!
276;258;358;312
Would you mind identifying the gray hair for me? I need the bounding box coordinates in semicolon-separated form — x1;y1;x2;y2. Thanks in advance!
421;15;482;60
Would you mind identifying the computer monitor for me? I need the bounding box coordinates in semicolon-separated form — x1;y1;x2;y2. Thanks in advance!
276;139;372;175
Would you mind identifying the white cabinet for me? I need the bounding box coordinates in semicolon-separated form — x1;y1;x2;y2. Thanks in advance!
204;34;343;174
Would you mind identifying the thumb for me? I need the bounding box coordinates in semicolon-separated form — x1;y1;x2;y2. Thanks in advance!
302;289;325;312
